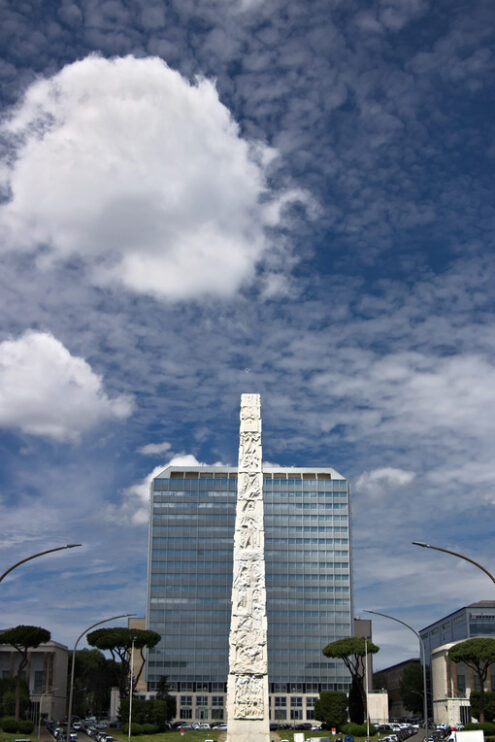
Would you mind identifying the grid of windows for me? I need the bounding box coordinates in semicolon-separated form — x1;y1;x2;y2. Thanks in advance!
146;467;353;699
421;602;495;668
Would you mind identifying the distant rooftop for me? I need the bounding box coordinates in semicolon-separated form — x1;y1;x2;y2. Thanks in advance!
373;657;420;674
468;601;495;608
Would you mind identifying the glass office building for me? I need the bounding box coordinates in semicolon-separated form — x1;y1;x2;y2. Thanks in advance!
146;466;353;723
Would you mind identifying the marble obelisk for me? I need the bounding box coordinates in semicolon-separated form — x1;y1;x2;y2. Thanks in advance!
226;394;270;742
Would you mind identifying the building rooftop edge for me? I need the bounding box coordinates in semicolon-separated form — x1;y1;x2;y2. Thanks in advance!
0;639;69;651
153;465;346;480
419;601;495;634
373;658;420;674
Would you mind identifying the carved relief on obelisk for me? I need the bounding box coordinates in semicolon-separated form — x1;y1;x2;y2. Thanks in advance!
226;394;270;742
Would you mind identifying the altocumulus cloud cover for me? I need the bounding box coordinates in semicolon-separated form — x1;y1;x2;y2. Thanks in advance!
0;0;493;669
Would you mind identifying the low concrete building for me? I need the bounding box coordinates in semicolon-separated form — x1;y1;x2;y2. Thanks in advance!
368;690;389;724
430;639;495;727
0;638;68;722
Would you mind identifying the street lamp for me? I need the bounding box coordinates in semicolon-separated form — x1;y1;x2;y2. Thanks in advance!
0;544;82;584
364;609;428;740
412;542;495;585
128;636;137;742
37;687;57;739
67;614;135;737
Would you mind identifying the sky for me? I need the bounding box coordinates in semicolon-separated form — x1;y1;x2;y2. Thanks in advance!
0;0;494;672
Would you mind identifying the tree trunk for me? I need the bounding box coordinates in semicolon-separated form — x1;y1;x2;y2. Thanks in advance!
15;652;28;719
479;683;485;723
356;675;367;719
15;674;21;720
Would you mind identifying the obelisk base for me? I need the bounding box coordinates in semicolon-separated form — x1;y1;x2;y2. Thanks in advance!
226;673;270;742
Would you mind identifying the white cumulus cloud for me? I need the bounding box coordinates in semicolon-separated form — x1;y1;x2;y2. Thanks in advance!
0;54;287;301
115;453;206;524
355;466;416;499
0;331;133;441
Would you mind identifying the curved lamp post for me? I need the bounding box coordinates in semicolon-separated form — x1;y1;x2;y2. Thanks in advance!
364;609;428;740
67;614;135;736
412;542;495;585
128;636;136;742
0;544;82;584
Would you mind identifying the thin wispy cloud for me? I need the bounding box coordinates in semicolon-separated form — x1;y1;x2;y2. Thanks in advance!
138;441;172;456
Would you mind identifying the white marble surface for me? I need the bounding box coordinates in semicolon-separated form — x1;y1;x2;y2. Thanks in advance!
226;394;270;742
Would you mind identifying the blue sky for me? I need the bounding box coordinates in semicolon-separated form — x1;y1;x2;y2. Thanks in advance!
0;0;494;670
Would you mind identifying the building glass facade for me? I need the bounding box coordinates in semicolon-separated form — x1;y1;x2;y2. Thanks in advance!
420;601;495;668
146;466;353;722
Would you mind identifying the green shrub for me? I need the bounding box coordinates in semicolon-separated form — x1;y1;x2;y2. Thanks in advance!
18;719;34;733
121;722;145;735
314;691;348;729
1;715;19;732
119;697;174;728
341;722;377;736
142;723;158;734
465;722;495;733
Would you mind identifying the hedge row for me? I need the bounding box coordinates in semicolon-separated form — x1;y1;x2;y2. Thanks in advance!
465;723;495;733
0;716;35;733
120;722;160;735
341;723;377;736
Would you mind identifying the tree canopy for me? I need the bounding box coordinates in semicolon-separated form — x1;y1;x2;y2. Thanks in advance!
70;648;119;717
470;690;495;724
0;625;51;719
0;625;51;650
449;638;495;723
87;627;160;698
399;662;423;714
322;637;379;719
0;677;29;718
314;691;348;728
323;637;379;666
